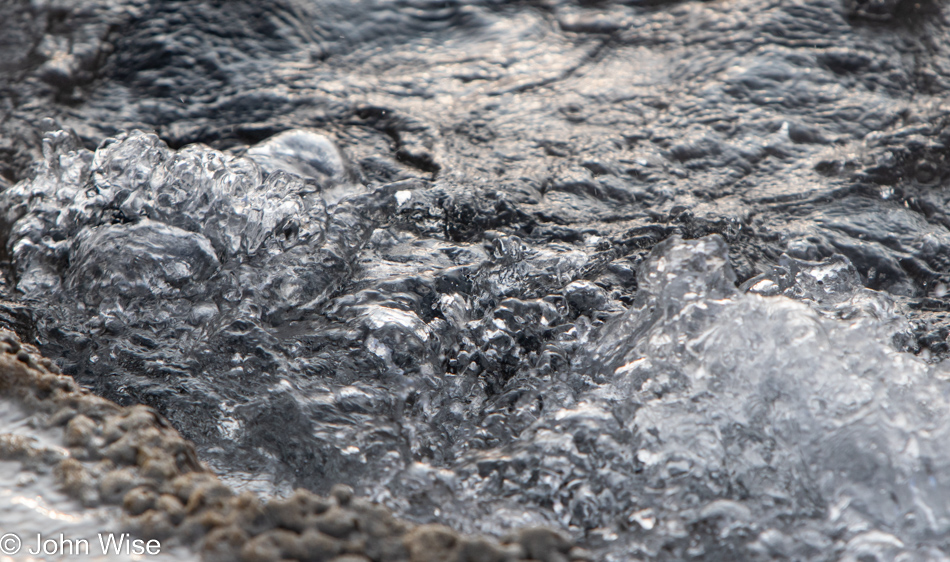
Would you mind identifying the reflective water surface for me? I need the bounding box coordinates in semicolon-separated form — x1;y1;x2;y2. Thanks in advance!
2;0;950;559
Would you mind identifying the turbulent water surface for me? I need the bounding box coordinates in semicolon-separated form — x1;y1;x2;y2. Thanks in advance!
3;0;950;560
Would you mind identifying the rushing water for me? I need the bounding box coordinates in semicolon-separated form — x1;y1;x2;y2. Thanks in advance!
4;127;950;560
3;0;950;560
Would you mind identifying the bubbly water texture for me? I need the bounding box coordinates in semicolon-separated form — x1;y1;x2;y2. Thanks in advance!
453;236;950;560
5;130;950;559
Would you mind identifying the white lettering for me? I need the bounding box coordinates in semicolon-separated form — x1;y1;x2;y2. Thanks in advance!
27;534;89;556
98;533;127;554
27;533;41;555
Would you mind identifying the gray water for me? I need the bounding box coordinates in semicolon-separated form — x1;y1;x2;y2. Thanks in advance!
3;0;950;560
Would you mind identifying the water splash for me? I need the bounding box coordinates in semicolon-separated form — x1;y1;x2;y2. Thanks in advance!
5;131;950;560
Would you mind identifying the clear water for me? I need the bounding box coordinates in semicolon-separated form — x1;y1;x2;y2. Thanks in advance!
5;130;950;560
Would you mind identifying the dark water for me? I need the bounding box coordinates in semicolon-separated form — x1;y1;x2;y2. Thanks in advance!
3;0;950;559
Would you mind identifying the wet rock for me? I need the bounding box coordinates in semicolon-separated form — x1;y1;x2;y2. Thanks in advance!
313;506;358;539
64;414;97;448
202;525;250;562
55;457;97;504
290;529;343;562
125;486;158;516
404;525;460;562
99;467;139;503
330;483;355;506
265;489;333;532
508;528;572;562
